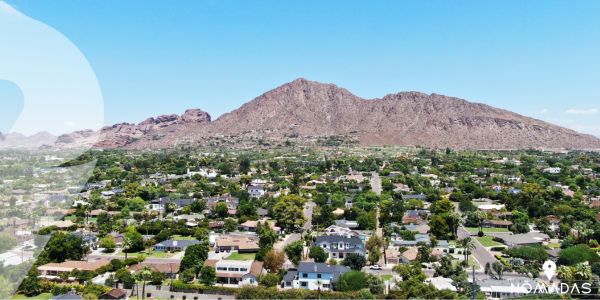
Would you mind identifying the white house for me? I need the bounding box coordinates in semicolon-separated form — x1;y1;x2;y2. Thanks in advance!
282;262;350;291
247;184;265;198
204;259;264;287
543;167;561;174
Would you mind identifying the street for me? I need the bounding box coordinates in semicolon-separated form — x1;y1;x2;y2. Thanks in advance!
457;226;498;270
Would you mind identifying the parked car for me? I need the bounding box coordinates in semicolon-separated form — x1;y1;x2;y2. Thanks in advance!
369;264;382;270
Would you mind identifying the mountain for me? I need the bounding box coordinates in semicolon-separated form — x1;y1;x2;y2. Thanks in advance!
0;131;57;149
55;109;211;149
56;78;600;150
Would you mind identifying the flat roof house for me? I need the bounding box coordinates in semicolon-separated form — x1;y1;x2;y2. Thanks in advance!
204;259;264;287
488;232;549;247
128;262;180;278
282;262;350;291
314;235;365;260
38;260;110;281
216;235;260;253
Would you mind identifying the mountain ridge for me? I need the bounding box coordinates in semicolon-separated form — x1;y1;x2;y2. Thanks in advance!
24;78;600;150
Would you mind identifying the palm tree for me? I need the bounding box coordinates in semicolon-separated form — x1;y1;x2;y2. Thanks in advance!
573;221;587;242
492;262;504;280
138;266;152;300
447;212;462;239
474;211;487;234
123;236;133;260
458;237;475;264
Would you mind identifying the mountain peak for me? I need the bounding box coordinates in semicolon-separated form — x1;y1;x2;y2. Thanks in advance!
53;80;600;150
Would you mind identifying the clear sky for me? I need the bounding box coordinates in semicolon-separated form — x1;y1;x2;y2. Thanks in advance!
3;0;600;136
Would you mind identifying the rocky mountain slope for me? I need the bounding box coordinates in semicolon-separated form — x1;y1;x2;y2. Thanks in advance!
55;78;600;150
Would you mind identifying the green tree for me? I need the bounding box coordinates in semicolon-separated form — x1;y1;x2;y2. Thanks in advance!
273;195;306;232
224;218;238;232
559;245;600;266
284;240;304;266
123;230;145;253
309;246;328;263
215;202;229;219
180;268;195;283
342;253;366;270
200;266;216;286
99;236;116;253
180;243;209;274
336;271;369;291
44;232;87;262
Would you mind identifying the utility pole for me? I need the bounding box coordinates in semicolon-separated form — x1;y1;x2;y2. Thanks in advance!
472;265;477;300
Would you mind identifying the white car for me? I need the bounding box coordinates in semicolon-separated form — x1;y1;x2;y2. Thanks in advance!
369;264;383;270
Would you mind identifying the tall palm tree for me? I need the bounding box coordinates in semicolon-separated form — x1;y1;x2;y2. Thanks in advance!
139;266;152;300
123;236;133;260
447;212;462;239
459;237;475;264
573;221;587;243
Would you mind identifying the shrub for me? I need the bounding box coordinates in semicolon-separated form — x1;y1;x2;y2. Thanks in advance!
259;273;280;287
505;245;548;262
559;245;600;266
336;271;369;291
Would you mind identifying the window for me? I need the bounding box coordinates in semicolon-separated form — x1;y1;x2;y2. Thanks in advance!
317;274;322;279
302;273;308;278
323;284;330;289
217;267;227;271
228;267;240;271
240;268;248;272
301;281;308;287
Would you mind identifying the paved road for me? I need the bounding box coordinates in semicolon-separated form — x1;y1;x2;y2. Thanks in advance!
371;172;382;195
371;172;385;265
274;233;301;251
457;226;498;270
303;201;316;231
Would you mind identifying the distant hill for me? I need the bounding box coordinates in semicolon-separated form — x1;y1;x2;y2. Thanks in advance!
53;78;600;150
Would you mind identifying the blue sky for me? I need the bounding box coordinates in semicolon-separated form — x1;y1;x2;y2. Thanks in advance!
3;0;600;136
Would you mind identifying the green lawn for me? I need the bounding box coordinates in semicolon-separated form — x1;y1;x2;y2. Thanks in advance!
226;252;256;260
547;242;561;249
477;236;503;247
467;256;480;269
172;235;197;241
146;250;176;258
381;274;393;281
465;227;510;233
12;293;53;300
